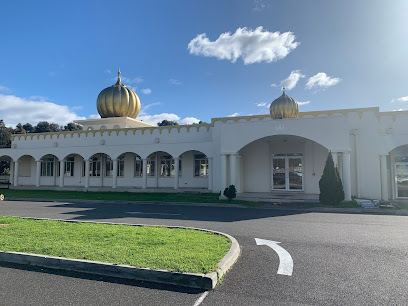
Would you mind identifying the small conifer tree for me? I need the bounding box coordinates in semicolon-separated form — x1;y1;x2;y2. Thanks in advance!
319;153;345;205
223;185;237;201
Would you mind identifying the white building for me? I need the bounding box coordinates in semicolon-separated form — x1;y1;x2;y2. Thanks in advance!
1;70;408;201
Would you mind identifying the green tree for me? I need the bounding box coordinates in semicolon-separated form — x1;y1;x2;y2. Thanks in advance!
158;120;178;126
223;185;237;201
319;153;344;205
23;123;34;133
14;123;26;134
0;120;12;148
34;121;51;133
63;122;83;131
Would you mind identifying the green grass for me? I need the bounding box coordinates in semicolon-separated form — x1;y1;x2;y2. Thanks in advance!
394;202;408;210
0;189;262;207
0;216;231;274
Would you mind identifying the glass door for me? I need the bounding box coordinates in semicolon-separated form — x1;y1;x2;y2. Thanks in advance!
272;155;303;191
395;162;408;198
288;157;303;190
272;158;286;190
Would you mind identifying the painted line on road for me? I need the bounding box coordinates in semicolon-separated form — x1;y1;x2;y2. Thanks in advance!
193;291;209;306
255;238;293;276
126;212;182;216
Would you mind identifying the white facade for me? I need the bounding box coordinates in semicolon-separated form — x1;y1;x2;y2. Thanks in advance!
1;107;408;201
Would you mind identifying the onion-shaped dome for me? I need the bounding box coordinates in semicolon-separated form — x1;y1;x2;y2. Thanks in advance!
97;69;141;118
269;87;299;119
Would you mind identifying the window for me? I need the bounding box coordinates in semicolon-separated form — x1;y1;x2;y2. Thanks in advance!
118;156;124;177
194;154;208;177
41;157;54;176
147;158;155;176
64;156;74;177
106;156;125;177
83;156;101;177
160;155;181;177
135;156;143;177
105;156;113;177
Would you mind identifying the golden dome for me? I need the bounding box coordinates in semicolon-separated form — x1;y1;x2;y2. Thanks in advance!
270;87;299;119
97;69;141;119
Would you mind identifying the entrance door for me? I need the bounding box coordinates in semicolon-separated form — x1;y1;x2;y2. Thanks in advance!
395;162;408;198
272;155;303;191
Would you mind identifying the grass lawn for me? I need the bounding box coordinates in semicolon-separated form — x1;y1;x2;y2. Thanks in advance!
1;189;262;207
394;202;408;210
0;216;231;274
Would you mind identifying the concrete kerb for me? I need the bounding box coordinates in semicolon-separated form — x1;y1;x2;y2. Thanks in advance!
0;217;240;290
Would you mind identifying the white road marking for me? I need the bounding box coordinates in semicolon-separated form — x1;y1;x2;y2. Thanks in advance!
193;291;209;306
255;238;294;276
125;212;182;216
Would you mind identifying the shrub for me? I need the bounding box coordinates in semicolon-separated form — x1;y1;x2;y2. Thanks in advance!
319;153;344;205
223;185;237;201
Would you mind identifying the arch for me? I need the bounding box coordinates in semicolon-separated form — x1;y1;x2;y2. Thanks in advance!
87;126;94;130
61;152;85;161
113;125;120;129
237;134;330;154
100;125;107;130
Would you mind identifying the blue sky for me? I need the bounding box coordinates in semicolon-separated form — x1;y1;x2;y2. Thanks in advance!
0;0;407;127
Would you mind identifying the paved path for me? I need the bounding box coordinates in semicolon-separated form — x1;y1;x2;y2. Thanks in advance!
1;200;408;305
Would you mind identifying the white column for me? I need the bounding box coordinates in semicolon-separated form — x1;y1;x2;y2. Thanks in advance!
331;152;338;168
221;154;228;192
354;130;361;198
142;158;147;189
9;161;14;186
13;160;19;187
84;159;90;188
208;157;213;191
174;157;179;190
112;159;118;189
36;160;41;187
59;159;65;188
380;154;389;201
155;153;159;188
342;152;352;201
236;155;242;193
229;153;237;187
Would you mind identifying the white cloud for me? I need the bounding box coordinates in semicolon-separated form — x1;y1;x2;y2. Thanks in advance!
179;117;200;125
112;75;143;85
141;88;152;95
305;72;341;90
49;71;56;77
105;69;112;74
279;70;305;90
88;114;101;119
270;83;278;87
391;96;408;103
228;112;240;117
253;0;266;12
393;109;407;112
169;79;182;85
256;102;268;107
188;26;299;65
0;85;10;92
29;95;49;102
297;101;310;106
0;94;85;127
139;102;161;115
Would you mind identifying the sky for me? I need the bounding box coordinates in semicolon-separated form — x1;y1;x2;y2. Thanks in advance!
0;0;407;127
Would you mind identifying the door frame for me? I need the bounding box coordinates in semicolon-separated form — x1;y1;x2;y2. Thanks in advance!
394;161;408;199
271;154;304;191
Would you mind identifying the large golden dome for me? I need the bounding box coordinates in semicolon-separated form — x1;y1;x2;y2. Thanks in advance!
270;88;299;119
97;69;141;119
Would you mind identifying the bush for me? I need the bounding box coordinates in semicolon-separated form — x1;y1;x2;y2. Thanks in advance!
319;153;344;205
223;185;237;201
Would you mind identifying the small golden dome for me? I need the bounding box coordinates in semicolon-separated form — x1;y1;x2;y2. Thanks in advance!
97;69;141;119
270;87;299;119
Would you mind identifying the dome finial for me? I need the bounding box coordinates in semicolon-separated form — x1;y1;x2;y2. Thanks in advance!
116;68;122;85
282;85;286;94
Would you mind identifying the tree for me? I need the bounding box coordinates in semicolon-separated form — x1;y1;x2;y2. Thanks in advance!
63;122;83;131
14;123;26;134
223;185;237;201
23;123;34;133
0;120;12;148
158;120;178;126
319;152;344;205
